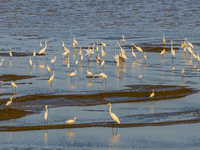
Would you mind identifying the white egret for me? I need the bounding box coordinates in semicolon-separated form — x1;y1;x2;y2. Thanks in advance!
101;60;105;67
163;34;166;45
130;43;143;56
11;81;17;92
69;70;77;83
6;97;13;107
40;40;42;48
99;72;108;83
101;41;107;48
138;75;142;82
120;34;125;43
144;52;147;63
73;41;76;48
51;56;58;64
66;117;77;124
62;41;65;48
75;60;78;65
62;51;69;57
67;57;70;68
149;89;155;98
29;58;32;66
44;105;48;123
131;47;137;59
96;43;99;52
106;103;120;124
96;54;101;63
47;71;54;83
116;42;125;54
170;40;175;61
87;70;93;76
0;58;6;66
39;40;49;55
160;49;165;55
47;65;51;73
33;50;36;58
9;48;12;57
64;47;70;53
74;37;78;45
78;47;82;56
181;68;184;75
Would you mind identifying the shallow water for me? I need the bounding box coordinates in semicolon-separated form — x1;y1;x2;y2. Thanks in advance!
1;0;200;149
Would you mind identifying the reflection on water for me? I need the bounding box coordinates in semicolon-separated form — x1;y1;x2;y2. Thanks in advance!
44;131;48;147
109;129;120;148
10;60;12;67
150;102;154;114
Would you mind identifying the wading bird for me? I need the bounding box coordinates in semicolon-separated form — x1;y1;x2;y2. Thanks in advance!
6;97;13;107
170;40;175;61
29;58;32;66
47;65;51;74
11;81;17;92
33;50;36;58
66;117;77;124
0;58;6;66
44;105;48;124
69;70;77;83
9;48;12;57
160;49;165;56
130;43;143;56
106;103;120;125
163;34;166;45
47;71;54;83
87;70;93;76
138;75;142;83
39;40;49;58
131;47;137;59
149;89;155;98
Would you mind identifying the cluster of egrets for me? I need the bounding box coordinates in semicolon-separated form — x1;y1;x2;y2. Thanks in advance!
1;34;196;126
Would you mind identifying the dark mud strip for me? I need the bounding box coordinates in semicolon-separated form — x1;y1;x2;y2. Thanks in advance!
0;74;36;82
0;108;33;121
0;52;45;57
0;85;198;121
1;118;200;132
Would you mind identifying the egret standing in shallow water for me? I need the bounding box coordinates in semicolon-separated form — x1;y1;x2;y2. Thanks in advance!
29;58;32;66
39;40;49;59
11;81;17;92
47;71;54;83
69;70;77;83
150;89;155;98
163;34;166;45
0;58;6;66
6;97;13;107
66;117;77;124
9;48;12;58
106;103;120;125
33;50;36;59
130;43;143;57
44;105;48;124
138;75;142;83
170;40;175;62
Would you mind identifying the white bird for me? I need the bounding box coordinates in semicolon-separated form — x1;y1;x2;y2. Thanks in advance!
74;37;78;45
62;41;65;48
149;89;155;98
29;58;32;66
163;33;166;45
70;70;77;77
51;56;58;64
6;97;13;107
39;40;49;55
138;75;142;80
101;60;105;67
11;81;17;91
62;51;69;57
181;68;184;75
160;49;165;55
96;43;99;52
130;43;143;56
47;65;51;73
120;34;125;43
144;52;147;62
101;41;107;48
87;70;93;76
106;103;120;124
116;42;125;54
66;117;77;124
101;46;106;58
67;57;70;68
96;54;101;63
73;41;76;49
47;71;54;83
78;47;82;56
170;40;175;60
0;58;6;66
44;105;48;120
40;40;42;48
99;72;108;83
33;50;36;57
131;47;137;58
9;48;12;57
64;47;70;53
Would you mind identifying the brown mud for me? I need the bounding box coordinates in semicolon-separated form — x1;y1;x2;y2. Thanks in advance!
0;84;198;125
0;74;36;81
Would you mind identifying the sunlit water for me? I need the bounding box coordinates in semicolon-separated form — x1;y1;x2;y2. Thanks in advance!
1;0;200;149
